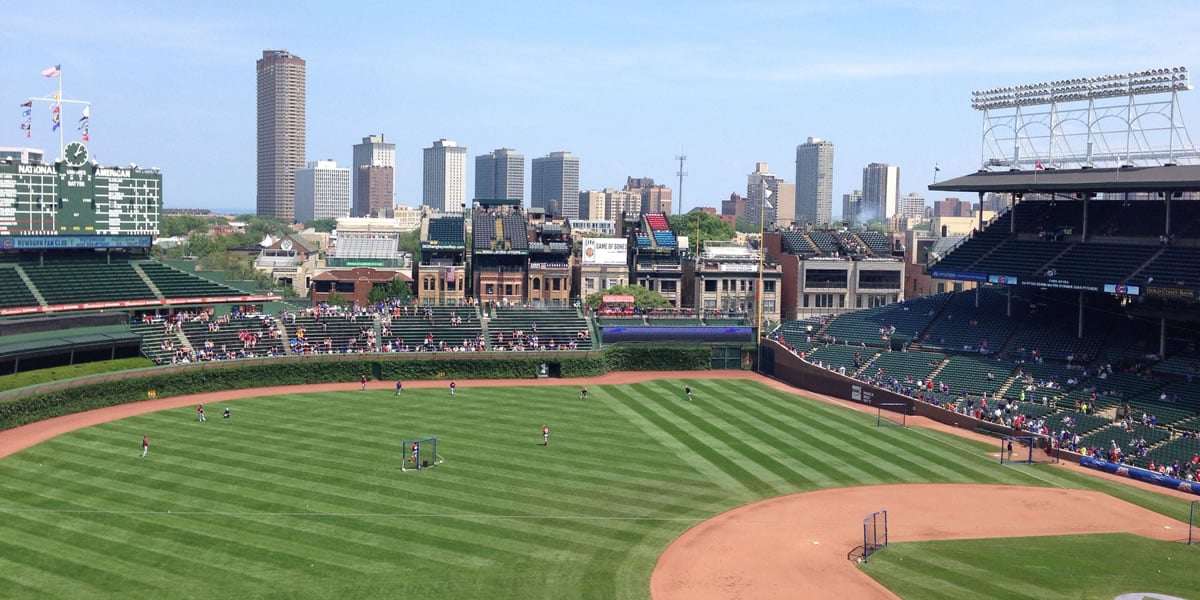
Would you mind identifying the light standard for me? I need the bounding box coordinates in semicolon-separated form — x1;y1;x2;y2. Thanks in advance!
755;185;772;371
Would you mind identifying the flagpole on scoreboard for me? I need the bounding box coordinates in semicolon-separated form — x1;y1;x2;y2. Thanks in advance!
56;72;64;160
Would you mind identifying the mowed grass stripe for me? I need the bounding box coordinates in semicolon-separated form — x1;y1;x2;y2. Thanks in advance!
592;385;755;495
638;380;820;490
704;382;966;485
609;384;777;496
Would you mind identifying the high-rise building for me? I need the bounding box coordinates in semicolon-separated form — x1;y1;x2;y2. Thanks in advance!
423;139;467;213
746;162;781;227
256;50;306;221
774;182;796;228
531;151;580;218
294;160;350;223
352;134;395;218
897;192;926;220
721;193;747;220
623;176;672;215
934;197;973;218
842;190;863;226
861;163;900;222
579;188;642;221
475;148;525;202
795;137;834;226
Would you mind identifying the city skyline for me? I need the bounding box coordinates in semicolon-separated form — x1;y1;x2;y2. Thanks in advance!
4;2;1200;218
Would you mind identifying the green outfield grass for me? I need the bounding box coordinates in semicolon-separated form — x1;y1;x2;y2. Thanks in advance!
0;379;1194;599
861;533;1200;599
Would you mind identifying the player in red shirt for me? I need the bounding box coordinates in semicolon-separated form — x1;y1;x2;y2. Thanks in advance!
361;375;368;391
411;441;420;468
579;387;588;400
141;435;149;458
450;379;456;396
542;424;550;446
197;404;206;422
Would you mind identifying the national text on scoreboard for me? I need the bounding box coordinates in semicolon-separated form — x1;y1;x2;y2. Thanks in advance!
0;144;162;249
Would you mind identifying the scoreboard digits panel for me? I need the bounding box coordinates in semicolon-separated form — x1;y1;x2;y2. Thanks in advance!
0;155;161;238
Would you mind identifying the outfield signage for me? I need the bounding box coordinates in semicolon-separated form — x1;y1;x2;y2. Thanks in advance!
929;268;987;282
1103;283;1141;297
1020;278;1098;292
987;275;1019;285
850;384;875;405
1081;456;1200;496
1143;285;1196;301
582;238;627;265
0;294;279;316
0;235;152;249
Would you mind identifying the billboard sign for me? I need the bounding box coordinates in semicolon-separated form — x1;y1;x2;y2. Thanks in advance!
582;238;627;265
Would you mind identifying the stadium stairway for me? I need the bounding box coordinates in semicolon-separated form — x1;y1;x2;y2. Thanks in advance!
130;263;166;300
12;266;46;307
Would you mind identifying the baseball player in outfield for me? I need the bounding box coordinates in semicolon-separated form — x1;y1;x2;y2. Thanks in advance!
542;424;550;446
141;435;149;458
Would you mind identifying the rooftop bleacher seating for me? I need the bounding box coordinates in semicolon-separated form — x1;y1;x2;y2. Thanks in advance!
781;231;817;254
636;235;651;247
646;214;670;230
501;214;529;250
652;231;677;247
856;230;891;255
806;231;838;254
428;217;466;247
334;236;401;259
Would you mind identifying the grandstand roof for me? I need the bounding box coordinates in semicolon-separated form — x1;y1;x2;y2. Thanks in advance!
930;165;1200;194
474;198;522;207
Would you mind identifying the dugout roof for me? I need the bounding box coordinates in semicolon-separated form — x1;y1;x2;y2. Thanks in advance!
929;165;1200;194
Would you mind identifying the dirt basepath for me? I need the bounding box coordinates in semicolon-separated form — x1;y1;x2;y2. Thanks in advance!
650;483;1189;600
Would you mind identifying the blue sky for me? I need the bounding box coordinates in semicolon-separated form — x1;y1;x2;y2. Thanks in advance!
4;1;1200;217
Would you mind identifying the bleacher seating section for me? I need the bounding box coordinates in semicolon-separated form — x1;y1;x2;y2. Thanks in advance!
805;344;877;374
289;315;373;353
867;350;943;383
646;214;670;231
19;255;155;305
935;355;1007;396
819;293;950;347
382;306;483;349
856;231;891;255
335;236;400;259
488;307;592;350
922;289;1014;353
806;231;838;254
780;231;816;254
0;267;38;308
137;262;246;298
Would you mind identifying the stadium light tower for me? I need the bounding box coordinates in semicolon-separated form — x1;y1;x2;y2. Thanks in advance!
675;152;688;215
974;66;1198;169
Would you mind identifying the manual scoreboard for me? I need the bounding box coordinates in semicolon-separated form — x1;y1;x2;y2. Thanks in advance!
0;142;161;249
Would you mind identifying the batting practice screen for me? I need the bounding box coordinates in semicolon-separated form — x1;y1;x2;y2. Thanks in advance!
0;148;161;248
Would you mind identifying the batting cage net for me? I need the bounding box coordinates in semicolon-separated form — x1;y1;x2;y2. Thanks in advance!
862;509;888;563
1000;435;1055;465
876;403;908;428
402;436;444;472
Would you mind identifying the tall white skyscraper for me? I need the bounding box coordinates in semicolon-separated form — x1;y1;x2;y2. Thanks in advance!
352;134;395;217
861;163;900;222
897;192;926;220
795;137;834;226
475;148;525;202
423;139;467;213
531;151;580;218
294;159;350;223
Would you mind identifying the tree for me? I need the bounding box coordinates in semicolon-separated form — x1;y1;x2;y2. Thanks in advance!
584;284;670;309
305;218;338;233
398;228;421;256
668;211;735;250
367;278;413;304
161;215;210;238
735;217;758;234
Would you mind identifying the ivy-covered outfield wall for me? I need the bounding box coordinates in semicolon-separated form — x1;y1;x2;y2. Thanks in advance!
0;346;712;432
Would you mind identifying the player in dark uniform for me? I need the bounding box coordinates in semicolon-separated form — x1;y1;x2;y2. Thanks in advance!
542;425;550;446
411;441;420;468
579;387;588;400
450;380;456;396
684;386;693;402
395;378;403;396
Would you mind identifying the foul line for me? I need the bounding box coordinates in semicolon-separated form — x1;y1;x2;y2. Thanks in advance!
905;425;1067;489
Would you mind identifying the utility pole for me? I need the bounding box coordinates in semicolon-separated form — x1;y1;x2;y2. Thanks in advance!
675;152;688;215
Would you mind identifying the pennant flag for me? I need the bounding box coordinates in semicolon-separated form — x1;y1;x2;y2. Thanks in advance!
20;123;30;130
80;105;90;120
21;100;32;108
26;130;31;138
52;105;60;114
1035;161;1045;170
77;120;86;131
41;64;61;78
934;163;941;172
52;92;60;100
52;113;60;122
82;130;89;142
52;121;60;131
23;109;31;117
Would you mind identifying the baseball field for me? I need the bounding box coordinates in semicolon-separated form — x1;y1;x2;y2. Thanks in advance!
0;374;1196;599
